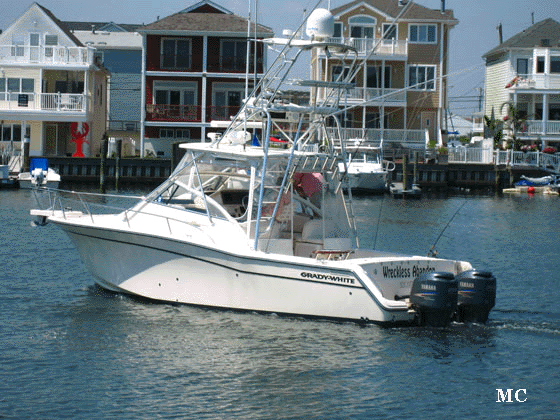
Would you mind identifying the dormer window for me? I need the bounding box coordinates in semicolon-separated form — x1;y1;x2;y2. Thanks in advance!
45;34;58;57
349;16;376;39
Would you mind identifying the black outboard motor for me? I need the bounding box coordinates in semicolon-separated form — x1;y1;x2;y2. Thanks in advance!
454;270;496;323
410;272;458;327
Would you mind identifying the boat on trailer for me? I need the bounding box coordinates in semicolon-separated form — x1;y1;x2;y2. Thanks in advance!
30;7;495;326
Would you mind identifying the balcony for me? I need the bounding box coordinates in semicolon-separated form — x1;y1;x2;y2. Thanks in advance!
326;127;426;146
523;120;560;136
0;44;95;66
0;92;86;112
146;104;201;122
511;73;560;90
208;105;241;121
321;37;408;57
207;56;264;73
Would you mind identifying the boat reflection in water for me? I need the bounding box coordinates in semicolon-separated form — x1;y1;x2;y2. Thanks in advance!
30;7;495;327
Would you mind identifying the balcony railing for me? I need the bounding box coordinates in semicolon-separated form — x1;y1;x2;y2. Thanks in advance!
0;44;95;66
323;37;408;56
207;56;263;73
511;73;560;90
522;120;560;136
326;127;426;146
343;87;406;102
0;92;86;112
208;105;241;121
146;104;201;122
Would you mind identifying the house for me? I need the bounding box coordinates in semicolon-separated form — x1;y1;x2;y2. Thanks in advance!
66;21;143;156
137;0;274;157
311;0;457;150
483;18;560;148
0;2;109;158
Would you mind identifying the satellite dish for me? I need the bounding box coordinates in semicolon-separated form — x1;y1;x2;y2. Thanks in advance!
306;8;334;40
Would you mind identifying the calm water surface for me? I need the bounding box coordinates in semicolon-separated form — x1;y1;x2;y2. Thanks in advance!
1;187;559;419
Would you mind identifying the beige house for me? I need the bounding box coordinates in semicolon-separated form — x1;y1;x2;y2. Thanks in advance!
312;0;457;148
0;2;109;158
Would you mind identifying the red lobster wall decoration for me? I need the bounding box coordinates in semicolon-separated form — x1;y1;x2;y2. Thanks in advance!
71;122;89;157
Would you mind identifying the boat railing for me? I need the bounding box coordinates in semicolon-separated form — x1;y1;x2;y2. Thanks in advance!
32;188;220;241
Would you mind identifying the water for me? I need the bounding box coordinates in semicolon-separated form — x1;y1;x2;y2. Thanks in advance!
1;188;559;419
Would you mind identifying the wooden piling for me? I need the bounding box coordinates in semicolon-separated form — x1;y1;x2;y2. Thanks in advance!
100;139;108;193
115;139;122;191
402;154;408;191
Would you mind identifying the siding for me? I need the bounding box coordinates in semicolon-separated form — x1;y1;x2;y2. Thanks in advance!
109;73;141;121
484;56;510;118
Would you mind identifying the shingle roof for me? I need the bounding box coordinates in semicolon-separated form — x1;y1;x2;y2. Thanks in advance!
62;21;142;33
139;4;273;36
331;0;456;22
483;19;560;59
36;3;84;46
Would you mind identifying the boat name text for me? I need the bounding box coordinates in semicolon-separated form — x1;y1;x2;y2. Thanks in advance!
382;264;436;279
301;272;355;285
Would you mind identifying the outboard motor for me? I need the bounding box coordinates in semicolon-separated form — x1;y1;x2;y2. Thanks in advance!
410;272;457;327
454;270;496;324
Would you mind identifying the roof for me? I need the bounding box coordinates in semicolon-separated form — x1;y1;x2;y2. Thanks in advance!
73;31;143;49
483;19;560;59
35;3;84;47
331;0;456;23
62;21;142;33
139;1;273;36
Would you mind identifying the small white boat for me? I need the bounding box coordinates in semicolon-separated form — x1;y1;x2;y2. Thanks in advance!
30;7;495;326
18;158;60;189
338;143;394;193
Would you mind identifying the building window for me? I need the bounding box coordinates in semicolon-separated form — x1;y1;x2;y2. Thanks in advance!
408;65;436;90
0;77;34;100
367;66;391;88
517;58;529;76
537;56;545;73
159;128;191;139
161;38;191;70
409;24;437;43
220;40;248;72
332;66;355;83
211;83;244;120
154;82;197;106
333;22;342;38
11;35;24;57
551;57;560;73
382;24;397;41
45;34;58;57
349;15;376;38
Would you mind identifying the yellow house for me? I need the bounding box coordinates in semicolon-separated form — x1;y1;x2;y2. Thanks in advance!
0;3;109;158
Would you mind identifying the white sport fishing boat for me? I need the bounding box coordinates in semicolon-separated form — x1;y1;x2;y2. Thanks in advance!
338;142;394;193
31;7;495;326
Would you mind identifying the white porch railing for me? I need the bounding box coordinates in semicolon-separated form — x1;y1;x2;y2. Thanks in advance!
524;120;560;135
0;44;95;66
326;127;426;146
323;37;408;56
345;87;406;102
0;92;87;112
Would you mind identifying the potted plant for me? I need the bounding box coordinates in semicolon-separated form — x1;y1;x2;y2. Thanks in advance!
437;146;448;164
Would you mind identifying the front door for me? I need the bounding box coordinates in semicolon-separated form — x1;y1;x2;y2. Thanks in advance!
421;111;437;144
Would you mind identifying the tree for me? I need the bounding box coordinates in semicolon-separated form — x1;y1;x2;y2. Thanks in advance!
484;107;503;149
500;102;527;151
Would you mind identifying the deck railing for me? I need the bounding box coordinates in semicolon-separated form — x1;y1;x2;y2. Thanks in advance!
0;44;94;66
0;92;86;112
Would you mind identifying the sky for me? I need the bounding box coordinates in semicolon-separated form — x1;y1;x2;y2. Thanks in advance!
2;0;560;117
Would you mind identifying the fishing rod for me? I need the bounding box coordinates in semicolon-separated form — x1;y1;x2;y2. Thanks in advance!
427;199;467;257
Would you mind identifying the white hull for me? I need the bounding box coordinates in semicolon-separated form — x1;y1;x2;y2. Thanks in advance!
50;214;464;324
347;171;388;192
18;168;60;189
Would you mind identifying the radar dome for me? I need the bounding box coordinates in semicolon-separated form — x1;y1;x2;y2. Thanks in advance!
305;8;334;40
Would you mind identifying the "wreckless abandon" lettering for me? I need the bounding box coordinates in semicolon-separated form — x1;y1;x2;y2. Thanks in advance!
382;264;436;279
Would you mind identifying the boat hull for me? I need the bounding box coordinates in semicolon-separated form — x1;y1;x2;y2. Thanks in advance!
54;219;413;324
347;172;388;193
